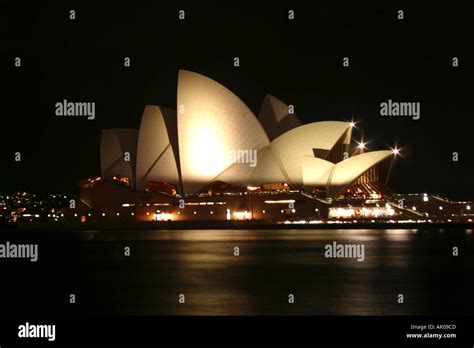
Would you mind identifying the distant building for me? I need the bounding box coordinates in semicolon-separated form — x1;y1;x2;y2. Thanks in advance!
73;70;412;222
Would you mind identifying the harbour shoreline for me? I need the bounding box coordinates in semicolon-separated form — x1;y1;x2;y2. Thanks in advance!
9;220;474;231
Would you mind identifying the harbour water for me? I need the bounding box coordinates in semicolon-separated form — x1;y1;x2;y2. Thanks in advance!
0;228;470;317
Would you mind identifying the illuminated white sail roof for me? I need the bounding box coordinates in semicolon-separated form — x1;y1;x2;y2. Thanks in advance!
99;70;393;197
302;156;335;187
259;95;301;141
327;150;393;198
177;70;270;193
270;121;351;187
100;129;138;187
136;105;180;190
214;146;288;187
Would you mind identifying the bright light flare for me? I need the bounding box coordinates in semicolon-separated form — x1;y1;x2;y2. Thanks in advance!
389;144;404;157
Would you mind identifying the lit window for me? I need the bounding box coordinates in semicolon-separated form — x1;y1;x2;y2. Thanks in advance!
232;211;251;220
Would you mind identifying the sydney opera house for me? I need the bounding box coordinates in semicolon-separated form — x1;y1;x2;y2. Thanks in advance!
72;70;409;223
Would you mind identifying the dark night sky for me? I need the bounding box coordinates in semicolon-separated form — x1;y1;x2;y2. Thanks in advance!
2;1;473;199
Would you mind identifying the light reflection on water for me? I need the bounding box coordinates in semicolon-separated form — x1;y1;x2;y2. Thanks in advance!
67;228;468;316
88;229;388;242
